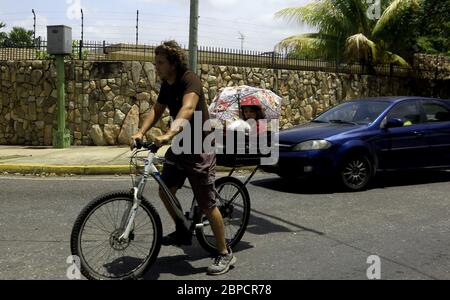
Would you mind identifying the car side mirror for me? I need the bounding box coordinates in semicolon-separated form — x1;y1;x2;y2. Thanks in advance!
383;118;404;129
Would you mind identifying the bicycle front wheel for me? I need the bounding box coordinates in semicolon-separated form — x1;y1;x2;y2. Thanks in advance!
70;190;162;280
196;176;251;254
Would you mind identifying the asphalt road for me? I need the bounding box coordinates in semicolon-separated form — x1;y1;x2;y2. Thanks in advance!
0;170;449;280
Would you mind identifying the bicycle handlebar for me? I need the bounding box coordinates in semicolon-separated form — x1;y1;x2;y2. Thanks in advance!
132;139;161;153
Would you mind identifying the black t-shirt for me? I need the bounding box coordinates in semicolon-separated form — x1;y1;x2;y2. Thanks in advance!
157;70;212;152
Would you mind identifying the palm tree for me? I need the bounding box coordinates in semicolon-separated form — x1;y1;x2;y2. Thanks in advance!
4;27;34;47
0;24;34;48
0;22;7;47
275;0;421;66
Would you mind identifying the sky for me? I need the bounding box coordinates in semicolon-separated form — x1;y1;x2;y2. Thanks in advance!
0;0;313;52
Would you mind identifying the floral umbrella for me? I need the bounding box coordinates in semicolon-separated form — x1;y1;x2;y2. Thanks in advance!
208;85;281;123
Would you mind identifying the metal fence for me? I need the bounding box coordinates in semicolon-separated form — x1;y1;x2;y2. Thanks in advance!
1;40;449;79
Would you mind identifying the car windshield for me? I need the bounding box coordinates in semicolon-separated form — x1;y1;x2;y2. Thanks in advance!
314;101;391;125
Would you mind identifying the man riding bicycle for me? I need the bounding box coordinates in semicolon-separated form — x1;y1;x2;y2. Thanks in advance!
132;41;236;276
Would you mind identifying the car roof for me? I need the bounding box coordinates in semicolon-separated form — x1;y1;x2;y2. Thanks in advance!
347;96;450;104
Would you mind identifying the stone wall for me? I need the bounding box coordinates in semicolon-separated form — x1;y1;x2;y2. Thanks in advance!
414;54;450;80
0;60;167;146
0;60;447;146
198;65;416;129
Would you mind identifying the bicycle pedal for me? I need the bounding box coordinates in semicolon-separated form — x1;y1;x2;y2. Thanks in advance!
195;221;210;229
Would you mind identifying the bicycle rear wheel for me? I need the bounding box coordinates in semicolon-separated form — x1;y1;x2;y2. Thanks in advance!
70;190;162;280
196;177;251;254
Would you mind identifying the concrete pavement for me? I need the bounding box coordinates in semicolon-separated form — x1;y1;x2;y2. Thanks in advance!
0;145;248;175
0;145;136;175
1;172;449;279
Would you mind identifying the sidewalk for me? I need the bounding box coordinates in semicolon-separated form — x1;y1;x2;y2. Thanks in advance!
0;145;135;175
0;145;248;175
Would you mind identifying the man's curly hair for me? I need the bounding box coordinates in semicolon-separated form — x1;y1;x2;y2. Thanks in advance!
155;40;189;74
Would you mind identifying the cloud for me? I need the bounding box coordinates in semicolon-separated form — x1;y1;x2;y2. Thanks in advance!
10;14;49;38
66;0;83;20
194;0;312;50
207;0;239;8
0;0;314;51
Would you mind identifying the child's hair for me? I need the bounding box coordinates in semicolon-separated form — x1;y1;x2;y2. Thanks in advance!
154;40;188;74
241;106;266;121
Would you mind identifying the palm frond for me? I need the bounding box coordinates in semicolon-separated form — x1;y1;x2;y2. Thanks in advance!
345;33;377;62
275;2;328;27
275;34;323;53
275;0;419;64
380;51;411;67
275;1;352;36
331;0;371;35
373;0;421;37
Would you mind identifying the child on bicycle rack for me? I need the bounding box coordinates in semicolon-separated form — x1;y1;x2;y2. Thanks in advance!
132;41;236;276
240;96;267;135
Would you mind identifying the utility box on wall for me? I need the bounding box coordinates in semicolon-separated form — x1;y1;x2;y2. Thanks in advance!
47;25;72;55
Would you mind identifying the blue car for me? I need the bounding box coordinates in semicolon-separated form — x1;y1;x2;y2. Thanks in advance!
262;97;450;191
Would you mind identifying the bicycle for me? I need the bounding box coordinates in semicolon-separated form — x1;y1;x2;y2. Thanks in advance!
70;141;251;280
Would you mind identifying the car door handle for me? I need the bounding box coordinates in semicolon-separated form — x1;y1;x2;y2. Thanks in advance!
413;131;424;137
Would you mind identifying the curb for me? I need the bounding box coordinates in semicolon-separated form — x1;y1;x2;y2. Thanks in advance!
0;164;258;175
0;164;131;175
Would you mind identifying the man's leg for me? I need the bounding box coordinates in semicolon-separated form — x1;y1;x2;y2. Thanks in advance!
187;173;228;254
187;170;236;274
159;147;187;225
158;187;179;222
203;207;228;255
158;186;192;246
204;204;237;275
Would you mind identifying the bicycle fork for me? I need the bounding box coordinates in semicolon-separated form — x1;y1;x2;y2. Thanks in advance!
118;174;194;241
118;187;141;241
118;154;155;241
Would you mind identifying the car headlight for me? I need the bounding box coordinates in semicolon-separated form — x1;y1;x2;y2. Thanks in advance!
292;140;332;151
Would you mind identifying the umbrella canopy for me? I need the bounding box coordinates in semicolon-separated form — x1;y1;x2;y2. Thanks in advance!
208;85;281;123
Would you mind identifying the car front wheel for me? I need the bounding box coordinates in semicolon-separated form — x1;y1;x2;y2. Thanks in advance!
339;155;373;191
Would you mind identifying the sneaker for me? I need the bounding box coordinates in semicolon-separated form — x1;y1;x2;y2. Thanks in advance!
161;230;192;246
207;248;237;276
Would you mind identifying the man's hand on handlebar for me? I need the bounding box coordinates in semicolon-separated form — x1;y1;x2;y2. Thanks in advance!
131;139;160;153
131;131;144;150
132;131;144;143
131;129;178;150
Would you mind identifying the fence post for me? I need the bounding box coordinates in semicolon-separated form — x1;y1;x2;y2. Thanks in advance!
272;51;275;70
79;40;83;60
434;57;439;97
336;45;340;74
32;9;36;45
53;54;71;148
434;60;439;81
136;10;139;46
80;9;84;60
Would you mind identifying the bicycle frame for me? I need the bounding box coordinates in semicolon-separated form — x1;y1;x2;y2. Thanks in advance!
119;150;195;241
